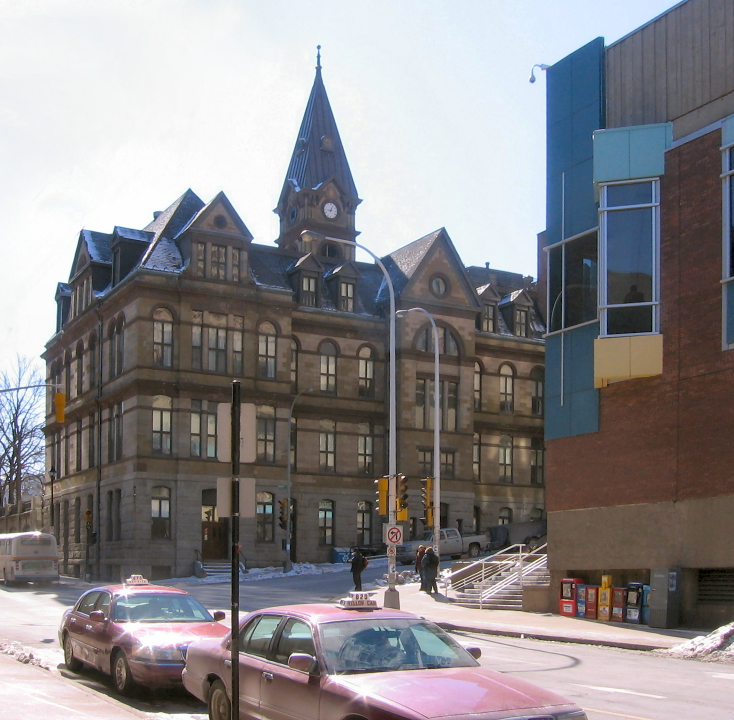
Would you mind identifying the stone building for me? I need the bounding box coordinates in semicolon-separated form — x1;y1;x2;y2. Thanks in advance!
44;57;545;581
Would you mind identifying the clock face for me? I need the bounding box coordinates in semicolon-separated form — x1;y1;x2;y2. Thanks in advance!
323;202;338;220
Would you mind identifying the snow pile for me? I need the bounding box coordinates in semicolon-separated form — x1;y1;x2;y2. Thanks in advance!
658;621;734;662
0;639;54;669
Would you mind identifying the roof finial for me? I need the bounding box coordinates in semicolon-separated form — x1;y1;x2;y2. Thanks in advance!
316;45;321;71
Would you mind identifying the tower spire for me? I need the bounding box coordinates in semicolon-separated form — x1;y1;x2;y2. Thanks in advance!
316;44;321;72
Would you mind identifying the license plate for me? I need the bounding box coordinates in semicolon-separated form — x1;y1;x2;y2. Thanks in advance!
22;561;49;570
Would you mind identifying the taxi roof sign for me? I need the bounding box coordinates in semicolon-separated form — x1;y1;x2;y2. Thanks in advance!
124;575;150;586
337;591;380;610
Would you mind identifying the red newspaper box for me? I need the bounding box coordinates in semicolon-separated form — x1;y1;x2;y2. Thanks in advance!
611;587;627;621
559;578;584;616
584;585;599;619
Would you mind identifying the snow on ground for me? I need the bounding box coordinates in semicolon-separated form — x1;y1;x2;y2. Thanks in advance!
657;621;734;662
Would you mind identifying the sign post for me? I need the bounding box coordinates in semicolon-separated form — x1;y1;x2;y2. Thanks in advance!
229;381;241;720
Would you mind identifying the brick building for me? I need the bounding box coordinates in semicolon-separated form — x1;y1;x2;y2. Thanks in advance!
540;0;734;627
43;56;545;581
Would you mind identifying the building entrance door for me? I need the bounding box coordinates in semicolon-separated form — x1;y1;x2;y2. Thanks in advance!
201;489;228;560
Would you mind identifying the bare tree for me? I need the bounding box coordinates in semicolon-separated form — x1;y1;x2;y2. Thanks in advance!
0;356;45;509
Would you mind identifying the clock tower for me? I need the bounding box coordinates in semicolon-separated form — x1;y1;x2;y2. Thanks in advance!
274;47;361;259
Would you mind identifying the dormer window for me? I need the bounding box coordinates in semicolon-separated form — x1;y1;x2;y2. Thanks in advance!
194;243;205;277
480;303;496;333
300;274;317;307
210;244;226;280
339;281;355;312
515;309;528;337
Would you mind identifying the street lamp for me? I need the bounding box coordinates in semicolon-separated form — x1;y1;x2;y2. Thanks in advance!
284;386;314;573
300;230;400;608
396;308;441;555
48;466;56;531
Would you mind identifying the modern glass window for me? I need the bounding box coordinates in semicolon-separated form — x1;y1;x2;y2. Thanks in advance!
547;230;598;333
300;274;317;307
256;492;274;543
472;433;481;480
499;365;514;413
208;313;227;373
415;379;458;431
190;400;217;458
318;499;334;545
356;501;372;546
153;308;173;367
473;362;482;411
257;405;276;463
499;435;513;483
210;244;226;280
152;396;172;455
530;437;545;486
358;346;374;397
232;315;244;375
531;367;544;416
339;281;355;312
498;507;513;525
258;322;277;378
600;180;659;336
151;486;171;539
357;422;373;475
319;419;336;472
479;303;496;333
724;147;734;278
416;325;459;355
320;341;337;394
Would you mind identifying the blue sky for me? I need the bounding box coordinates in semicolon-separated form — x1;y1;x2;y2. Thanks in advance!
0;0;679;370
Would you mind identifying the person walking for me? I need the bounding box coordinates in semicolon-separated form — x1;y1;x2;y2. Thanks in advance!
349;547;368;591
421;546;440;594
415;545;427;590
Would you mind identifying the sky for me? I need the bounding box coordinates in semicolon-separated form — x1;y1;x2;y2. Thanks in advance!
0;0;680;371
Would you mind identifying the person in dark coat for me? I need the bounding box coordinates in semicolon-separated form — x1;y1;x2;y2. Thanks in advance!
415;545;427;590
349;548;367;591
421;546;440;594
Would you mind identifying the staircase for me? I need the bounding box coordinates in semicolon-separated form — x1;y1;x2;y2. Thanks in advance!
199;561;247;579
445;544;549;610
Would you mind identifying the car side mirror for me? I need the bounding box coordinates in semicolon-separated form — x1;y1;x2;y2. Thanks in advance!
213;611;226;622
288;653;318;674
466;646;482;659
89;610;106;623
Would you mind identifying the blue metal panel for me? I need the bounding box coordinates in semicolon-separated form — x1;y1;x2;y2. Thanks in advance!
568;322;599;393
629;125;671;177
546;334;563;399
565;159;597;239
545;395;572;441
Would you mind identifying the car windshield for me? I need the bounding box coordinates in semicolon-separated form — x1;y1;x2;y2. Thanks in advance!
319;617;479;675
111;593;214;623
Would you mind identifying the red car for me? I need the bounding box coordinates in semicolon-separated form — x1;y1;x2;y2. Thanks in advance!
182;598;588;720
58;577;229;694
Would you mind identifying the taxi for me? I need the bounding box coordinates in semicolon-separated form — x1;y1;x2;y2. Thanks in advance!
58;575;229;694
182;592;588;720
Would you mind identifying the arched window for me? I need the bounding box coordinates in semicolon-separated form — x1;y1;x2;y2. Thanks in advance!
258;322;277;379
473;362;482;411
64;350;72;397
256;492;274;543
290;339;299;391
320;341;337;394
256;405;276;463
357;501;372;546
529;507;544;522
76;342;84;397
108;317;125;379
358;346;374;397
151;486;171;539
152;396;172;455
531;367;544;416
498;507;513;525
88;333;97;388
499;365;515;413
473;433;481;480
499;435;513;483
153;308;174;368
318;499;334;545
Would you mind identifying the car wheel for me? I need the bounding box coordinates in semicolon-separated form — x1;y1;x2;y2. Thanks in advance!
3;569;14;587
63;634;83;672
467;544;480;558
208;680;231;720
112;650;135;695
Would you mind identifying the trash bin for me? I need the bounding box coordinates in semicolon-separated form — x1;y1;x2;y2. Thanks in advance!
331;547;351;564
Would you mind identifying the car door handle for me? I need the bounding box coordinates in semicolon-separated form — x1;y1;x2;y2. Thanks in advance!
224;660;232;668
262;671;274;682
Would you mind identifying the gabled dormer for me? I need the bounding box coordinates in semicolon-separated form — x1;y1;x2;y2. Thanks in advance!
110;226;153;286
476;283;502;333
499;289;534;337
275;49;361;256
287;253;324;308
55;282;71;332
324;261;361;313
176;191;254;283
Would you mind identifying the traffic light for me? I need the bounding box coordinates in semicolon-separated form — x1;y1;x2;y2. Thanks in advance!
396;474;408;522
420;477;434;526
278;499;288;530
374;476;388;516
54;392;66;423
85;509;92;531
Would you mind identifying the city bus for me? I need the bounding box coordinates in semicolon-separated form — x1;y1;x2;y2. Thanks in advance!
0;531;59;586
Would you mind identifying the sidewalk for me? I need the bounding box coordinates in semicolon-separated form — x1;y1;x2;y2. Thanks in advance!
388;582;706;651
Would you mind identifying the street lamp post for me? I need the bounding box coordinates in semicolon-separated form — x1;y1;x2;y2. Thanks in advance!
300;230;400;608
284;386;314;573
396;308;441;555
48;466;57;531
